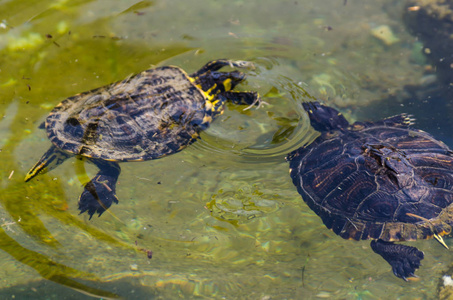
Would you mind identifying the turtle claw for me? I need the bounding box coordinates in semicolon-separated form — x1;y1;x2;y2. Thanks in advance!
230;60;255;70
78;174;119;219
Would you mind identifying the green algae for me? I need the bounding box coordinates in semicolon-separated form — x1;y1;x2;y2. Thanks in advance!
0;226;120;299
0;1;192;297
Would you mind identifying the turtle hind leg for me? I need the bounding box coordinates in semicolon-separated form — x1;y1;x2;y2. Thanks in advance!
78;160;121;219
25;145;72;182
221;91;263;110
370;239;424;280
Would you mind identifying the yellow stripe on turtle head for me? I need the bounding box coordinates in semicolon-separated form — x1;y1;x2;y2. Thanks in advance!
223;78;232;91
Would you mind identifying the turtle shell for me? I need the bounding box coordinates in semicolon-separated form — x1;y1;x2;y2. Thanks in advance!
288;115;453;242
45;66;210;161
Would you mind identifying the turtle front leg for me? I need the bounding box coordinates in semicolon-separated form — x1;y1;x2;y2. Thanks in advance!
25;145;72;182
190;59;255;77
78;159;121;219
221;91;263;110
370;239;424;280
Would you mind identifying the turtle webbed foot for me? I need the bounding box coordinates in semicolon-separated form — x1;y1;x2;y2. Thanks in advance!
78;174;119;219
371;239;424;280
222;91;265;110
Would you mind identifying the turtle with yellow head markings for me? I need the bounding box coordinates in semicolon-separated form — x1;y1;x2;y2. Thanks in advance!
25;59;260;219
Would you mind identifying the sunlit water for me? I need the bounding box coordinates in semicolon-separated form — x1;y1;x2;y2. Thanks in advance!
0;0;452;299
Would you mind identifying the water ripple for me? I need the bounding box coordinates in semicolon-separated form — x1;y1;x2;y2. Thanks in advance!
190;57;318;165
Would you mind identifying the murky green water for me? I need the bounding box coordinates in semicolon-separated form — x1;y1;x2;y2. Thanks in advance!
1;0;452;299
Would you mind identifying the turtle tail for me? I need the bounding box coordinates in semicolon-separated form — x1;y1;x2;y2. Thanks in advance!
25;145;71;182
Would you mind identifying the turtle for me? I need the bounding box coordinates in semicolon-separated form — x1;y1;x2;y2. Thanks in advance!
25;59;260;219
286;101;453;280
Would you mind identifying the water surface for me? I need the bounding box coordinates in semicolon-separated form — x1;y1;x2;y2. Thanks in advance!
0;0;450;299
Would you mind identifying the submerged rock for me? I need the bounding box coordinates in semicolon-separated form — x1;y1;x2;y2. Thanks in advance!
370;25;400;46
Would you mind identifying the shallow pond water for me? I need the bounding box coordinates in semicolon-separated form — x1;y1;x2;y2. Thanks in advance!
1;0;452;299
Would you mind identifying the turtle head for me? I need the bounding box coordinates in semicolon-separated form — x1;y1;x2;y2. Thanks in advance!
195;70;246;97
302;101;350;132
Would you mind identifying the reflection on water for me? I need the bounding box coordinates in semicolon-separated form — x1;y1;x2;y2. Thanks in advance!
0;0;451;299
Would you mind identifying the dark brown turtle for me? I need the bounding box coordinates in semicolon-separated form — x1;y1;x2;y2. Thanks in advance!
287;101;453;280
25;59;260;218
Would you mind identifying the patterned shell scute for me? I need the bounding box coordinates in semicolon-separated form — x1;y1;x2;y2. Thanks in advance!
289;124;453;241
45;66;209;161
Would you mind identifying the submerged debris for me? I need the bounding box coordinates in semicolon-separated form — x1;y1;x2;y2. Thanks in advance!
370;25;400;46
